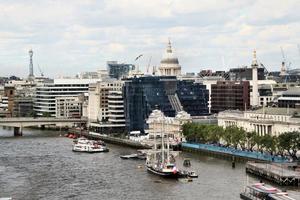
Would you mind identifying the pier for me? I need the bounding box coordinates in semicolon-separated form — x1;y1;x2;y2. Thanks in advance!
246;162;300;186
70;130;151;149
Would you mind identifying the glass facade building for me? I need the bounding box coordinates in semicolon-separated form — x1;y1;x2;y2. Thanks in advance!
123;76;209;132
107;61;135;80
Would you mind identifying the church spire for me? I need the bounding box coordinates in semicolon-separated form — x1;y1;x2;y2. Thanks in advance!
166;38;172;53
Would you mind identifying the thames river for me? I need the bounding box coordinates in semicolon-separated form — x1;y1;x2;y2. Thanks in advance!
0;128;299;200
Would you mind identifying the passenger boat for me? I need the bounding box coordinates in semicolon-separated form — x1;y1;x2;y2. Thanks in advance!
240;183;296;200
72;137;109;153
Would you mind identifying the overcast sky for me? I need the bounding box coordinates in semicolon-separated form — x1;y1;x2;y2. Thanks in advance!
1;0;300;78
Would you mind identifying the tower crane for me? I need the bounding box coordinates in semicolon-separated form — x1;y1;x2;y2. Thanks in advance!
146;56;152;74
37;64;44;77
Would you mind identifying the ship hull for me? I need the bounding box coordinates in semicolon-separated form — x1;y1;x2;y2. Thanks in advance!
146;166;179;178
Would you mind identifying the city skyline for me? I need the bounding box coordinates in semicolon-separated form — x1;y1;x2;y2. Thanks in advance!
0;0;300;78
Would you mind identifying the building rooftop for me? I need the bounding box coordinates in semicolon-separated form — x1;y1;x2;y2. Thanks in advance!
282;88;300;96
248;107;299;116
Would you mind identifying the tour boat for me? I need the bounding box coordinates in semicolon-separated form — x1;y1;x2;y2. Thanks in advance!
72;137;109;153
240;183;296;200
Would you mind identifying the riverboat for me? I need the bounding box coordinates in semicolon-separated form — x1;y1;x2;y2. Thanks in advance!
72;137;109;153
240;183;296;200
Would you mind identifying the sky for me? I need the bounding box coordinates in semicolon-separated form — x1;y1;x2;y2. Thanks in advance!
0;0;300;78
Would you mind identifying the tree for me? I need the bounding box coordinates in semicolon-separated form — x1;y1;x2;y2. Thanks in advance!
260;134;276;155
277;131;300;161
246;131;257;151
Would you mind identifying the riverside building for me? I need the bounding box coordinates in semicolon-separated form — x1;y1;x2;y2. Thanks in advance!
88;80;126;134
218;107;300;136
123;76;209;133
34;78;101;117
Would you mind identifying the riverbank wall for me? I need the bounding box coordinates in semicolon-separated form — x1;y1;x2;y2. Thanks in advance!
181;143;289;163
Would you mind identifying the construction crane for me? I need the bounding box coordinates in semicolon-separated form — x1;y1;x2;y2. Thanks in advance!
37;64;44;77
146;56;152;74
280;46;291;69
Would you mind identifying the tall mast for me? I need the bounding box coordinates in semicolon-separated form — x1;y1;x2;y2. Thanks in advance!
166;117;170;164
161;115;165;164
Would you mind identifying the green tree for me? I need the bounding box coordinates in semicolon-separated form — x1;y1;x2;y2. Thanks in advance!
260;134;276;155
277;131;300;161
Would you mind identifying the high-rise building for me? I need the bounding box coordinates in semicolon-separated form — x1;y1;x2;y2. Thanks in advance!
123;76;209;132
158;40;181;76
28;49;34;80
107;61;135;79
211;81;250;113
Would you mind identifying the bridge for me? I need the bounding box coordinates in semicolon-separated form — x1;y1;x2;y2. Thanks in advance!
0;117;87;136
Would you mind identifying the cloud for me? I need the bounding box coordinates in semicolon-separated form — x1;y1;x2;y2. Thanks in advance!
0;0;299;77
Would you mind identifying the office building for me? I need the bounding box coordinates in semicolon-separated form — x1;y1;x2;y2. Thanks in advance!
211;81;250;113
107;61;135;79
34;78;100;117
123;76;209;132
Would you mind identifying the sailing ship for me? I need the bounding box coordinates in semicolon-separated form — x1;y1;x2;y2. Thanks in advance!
145;110;180;178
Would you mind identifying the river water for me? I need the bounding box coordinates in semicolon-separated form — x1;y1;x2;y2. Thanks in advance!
0;128;299;200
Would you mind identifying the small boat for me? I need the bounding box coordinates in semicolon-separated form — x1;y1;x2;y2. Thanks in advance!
120;152;147;160
183;158;191;167
120;154;138;159
72;137;109;153
188;171;198;178
240;183;296;200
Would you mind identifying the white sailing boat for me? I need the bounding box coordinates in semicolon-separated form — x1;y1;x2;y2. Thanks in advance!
145;110;179;178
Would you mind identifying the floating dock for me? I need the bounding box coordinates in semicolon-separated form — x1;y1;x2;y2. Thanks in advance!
246;161;300;186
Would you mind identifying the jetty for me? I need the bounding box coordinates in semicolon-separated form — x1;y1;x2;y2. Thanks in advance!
70;129;151;149
246;161;300;186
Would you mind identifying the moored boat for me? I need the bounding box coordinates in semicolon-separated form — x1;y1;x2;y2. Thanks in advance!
145;110;181;178
240;183;296;200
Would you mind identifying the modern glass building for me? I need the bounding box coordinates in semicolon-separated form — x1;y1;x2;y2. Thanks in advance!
107;61;135;80
123;76;209;132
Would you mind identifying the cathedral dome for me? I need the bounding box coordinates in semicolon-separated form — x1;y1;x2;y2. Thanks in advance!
159;39;181;76
160;40;179;65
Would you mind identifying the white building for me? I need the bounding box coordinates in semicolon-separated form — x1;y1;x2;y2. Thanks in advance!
218;107;300;136
146;109;192;143
88;80;126;134
87;80;124;122
107;90;125;126
55;96;83;118
34;78;101;117
158;40;181;76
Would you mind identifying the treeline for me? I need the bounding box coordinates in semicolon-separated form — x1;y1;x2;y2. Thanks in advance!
182;123;300;161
